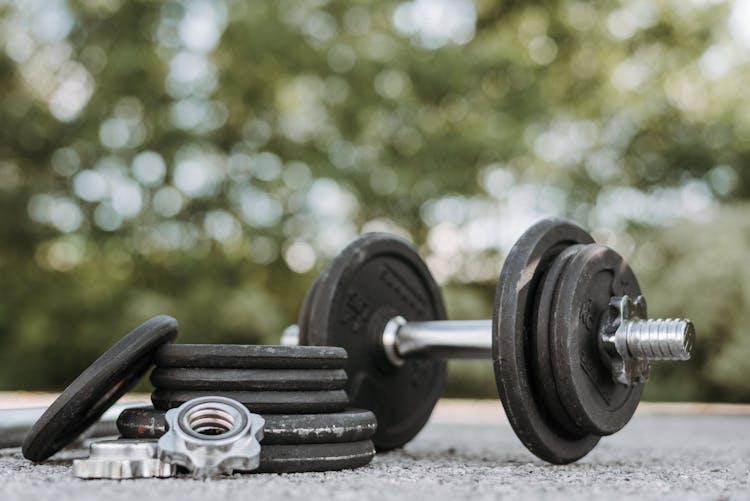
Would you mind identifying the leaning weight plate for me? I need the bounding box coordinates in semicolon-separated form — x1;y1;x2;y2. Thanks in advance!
153;344;347;370
493;218;599;465
117;406;378;444
151;389;349;414
150;368;348;391
22;315;178;462
550;244;644;436
256;440;375;473
299;233;447;450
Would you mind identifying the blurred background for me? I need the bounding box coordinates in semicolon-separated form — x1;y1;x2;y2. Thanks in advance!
0;0;748;401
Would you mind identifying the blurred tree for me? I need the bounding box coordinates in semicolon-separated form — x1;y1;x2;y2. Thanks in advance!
0;0;747;400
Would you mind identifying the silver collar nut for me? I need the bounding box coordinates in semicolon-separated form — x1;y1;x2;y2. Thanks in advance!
73;439;176;479
157;396;265;479
601;295;696;385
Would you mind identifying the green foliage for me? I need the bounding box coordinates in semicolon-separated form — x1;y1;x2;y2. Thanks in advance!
0;0;748;400
632;204;750;402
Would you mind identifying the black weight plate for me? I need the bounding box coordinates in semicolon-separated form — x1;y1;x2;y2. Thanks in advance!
493;218;601;465
550;244;644;436
256;440;375;473
117;406;168;439
299;233;447;451
532;244;593;438
150;368;348;391
117;406;377;444
297;276;321;346
151;389;349;414
22;315;178;462
260;409;376;445
154;344;347;370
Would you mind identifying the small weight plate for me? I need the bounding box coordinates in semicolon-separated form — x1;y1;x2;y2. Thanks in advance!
22;316;178;462
493;218;600;465
256;440;375;473
150;368;348;391
117;406;377;444
153;344;347;370
299;233;447;451
532;244;592;438
117;406;168;439
151;389;349;414
550;244;644;436
260;409;376;445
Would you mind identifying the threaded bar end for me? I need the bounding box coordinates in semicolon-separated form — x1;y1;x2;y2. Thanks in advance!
623;319;695;360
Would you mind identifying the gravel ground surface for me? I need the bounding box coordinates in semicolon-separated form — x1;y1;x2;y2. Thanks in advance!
1;399;748;501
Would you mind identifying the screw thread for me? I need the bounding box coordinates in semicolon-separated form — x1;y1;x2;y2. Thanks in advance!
623;319;695;360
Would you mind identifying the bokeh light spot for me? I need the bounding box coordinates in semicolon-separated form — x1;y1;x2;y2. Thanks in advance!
132;151;167;187
284;240;317;273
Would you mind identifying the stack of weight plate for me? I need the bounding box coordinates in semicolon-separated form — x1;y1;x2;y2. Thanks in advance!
117;344;377;473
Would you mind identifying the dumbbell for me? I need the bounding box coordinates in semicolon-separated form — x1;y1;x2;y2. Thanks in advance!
282;218;695;464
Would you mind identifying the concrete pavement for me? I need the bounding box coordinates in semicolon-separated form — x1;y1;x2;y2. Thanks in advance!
0;399;748;500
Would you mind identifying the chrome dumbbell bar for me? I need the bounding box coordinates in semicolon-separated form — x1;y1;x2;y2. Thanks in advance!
284;294;695;386
0;402;148;449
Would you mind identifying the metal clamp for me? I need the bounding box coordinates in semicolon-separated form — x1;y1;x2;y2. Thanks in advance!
73;439;176;479
157;396;265;478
